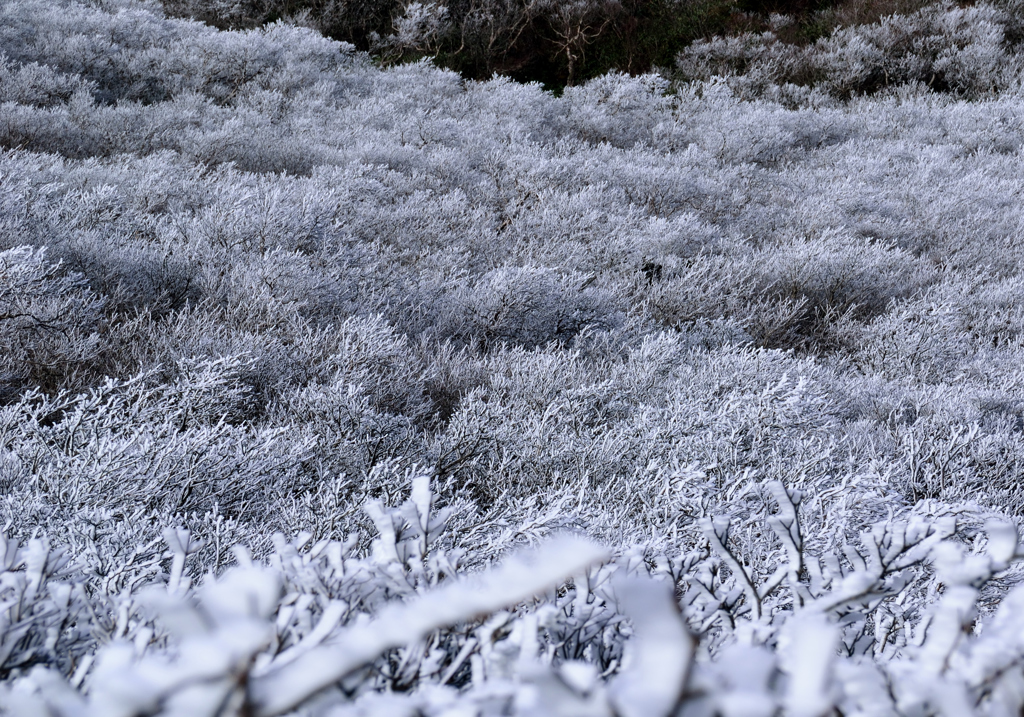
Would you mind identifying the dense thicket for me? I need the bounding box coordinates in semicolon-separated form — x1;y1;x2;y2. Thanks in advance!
5;0;1024;714
163;0;742;86
677;0;1024;99
162;0;954;87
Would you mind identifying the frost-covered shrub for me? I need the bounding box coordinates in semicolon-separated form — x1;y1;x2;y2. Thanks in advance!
428;266;621;350
164;0;734;87
561;72;690;149
0;247;106;398
678;1;1020;99
4;478;1024;716
0;357;313;540
57;239;200;317
8;0;1024;711
640;230;932;350
847;298;971;381
0;56;92;108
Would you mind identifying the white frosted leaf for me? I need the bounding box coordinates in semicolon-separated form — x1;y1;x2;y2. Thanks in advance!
610;576;694;717
985;519;1019;567
780;613;837;717
251;536;609;716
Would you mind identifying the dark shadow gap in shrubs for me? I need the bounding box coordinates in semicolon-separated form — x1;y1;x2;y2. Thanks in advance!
160;0;963;90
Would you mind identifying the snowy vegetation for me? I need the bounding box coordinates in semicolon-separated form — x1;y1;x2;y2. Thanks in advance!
160;0;737;87
5;0;1024;714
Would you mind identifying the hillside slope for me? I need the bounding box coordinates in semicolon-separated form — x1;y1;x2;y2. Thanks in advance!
4;1;1024;714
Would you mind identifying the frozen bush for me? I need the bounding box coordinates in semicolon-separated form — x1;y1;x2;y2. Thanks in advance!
0;56;93;108
561;72;690;149
5;0;1024;710
429;266;621;350
0;246;106;398
164;0;728;87
2;478;1023;716
677;1;1020;99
